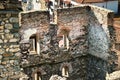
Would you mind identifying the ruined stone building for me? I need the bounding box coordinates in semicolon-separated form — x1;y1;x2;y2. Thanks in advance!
0;0;117;80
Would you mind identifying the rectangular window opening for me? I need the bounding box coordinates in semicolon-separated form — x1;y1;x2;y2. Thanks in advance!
29;34;40;55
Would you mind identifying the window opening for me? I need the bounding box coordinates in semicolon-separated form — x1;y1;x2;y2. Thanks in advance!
62;66;69;77
34;72;41;80
29;34;40;55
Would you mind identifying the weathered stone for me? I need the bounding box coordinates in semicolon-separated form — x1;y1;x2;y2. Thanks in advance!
1;61;7;65
14;33;20;38
10;60;14;65
4;39;8;43
3;18;8;21
6;13;11;18
9;17;19;23
0;45;2;48
0;49;5;54
13;23;19;29
5;20;9;23
0;26;4;30
6;48;9;52
5;24;13;29
10;29;19;33
0;30;3;33
0;65;4;68
0;4;115;80
0;55;2;59
10;45;19;48
9;38;19;42
9;48;20;53
0;14;6;18
1;21;5;25
1;35;4;39
3;53;13;57
5;34;13;39
15;52;21;57
4;29;10;33
3;45;9;49
0;3;5;9
0;39;3;43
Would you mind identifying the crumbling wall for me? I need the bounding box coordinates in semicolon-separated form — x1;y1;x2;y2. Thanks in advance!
0;5;115;80
19;5;114;80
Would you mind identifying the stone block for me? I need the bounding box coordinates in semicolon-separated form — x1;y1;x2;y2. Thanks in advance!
0;26;4;30
5;24;13;29
0;55;2;59
4;39;8;43
0;39;3;43
3;53;13;57
0;65;4;68
9;48;20;53
0;3;5;9
5;20;9;23
3;45;9;49
10;60;14;65
10;45;19;48
0;30;3;33
1;61;7;65
5;34;13;39
3;18;8;21
0;45;2;48
4;29;10;33
9;38;19;43
14;33;20;38
13;23;19;29
6;48;9;52
1;21;5;25
6;13;11;18
10;29;19;33
9;17;19;23
0;49;5;54
1;35;4;39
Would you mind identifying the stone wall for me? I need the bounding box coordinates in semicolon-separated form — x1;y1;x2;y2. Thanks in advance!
0;0;22;10
0;4;115;80
0;11;21;80
88;5;113;60
18;5;115;80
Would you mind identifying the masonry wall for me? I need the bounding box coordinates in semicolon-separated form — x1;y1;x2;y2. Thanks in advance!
0;5;115;80
0;11;21;80
18;6;115;80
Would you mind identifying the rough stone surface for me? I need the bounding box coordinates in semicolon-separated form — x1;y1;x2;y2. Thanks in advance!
9;17;19;23
5;24;13;29
0;3;116;80
19;5;115;80
0;10;20;80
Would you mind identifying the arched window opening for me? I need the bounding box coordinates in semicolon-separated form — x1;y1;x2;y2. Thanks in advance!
29;33;40;55
58;27;70;50
62;66;69;77
34;72;42;80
